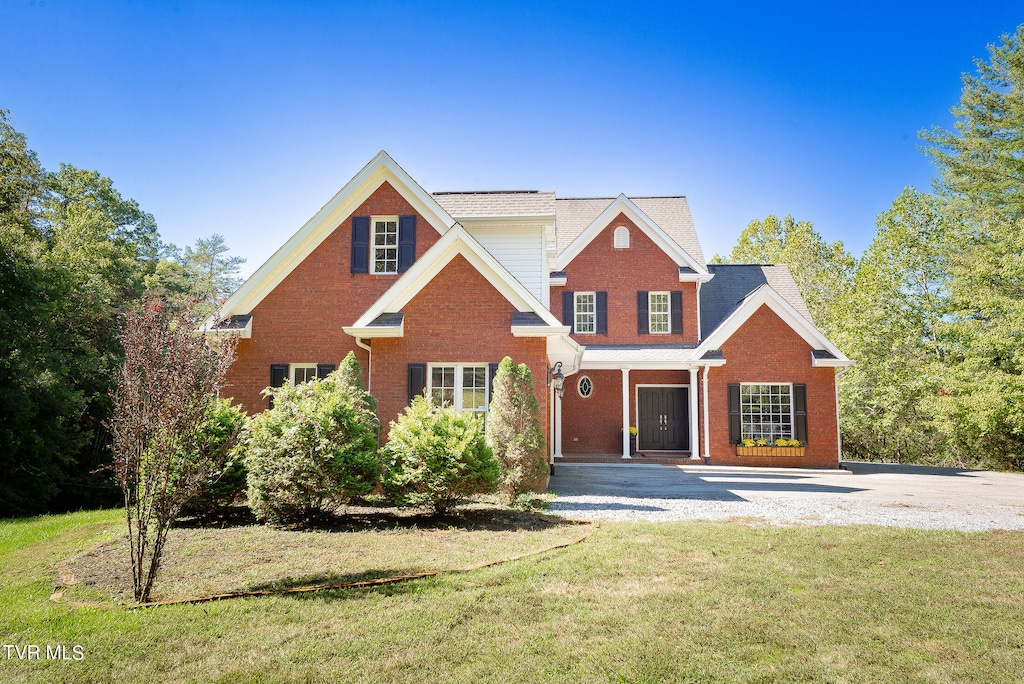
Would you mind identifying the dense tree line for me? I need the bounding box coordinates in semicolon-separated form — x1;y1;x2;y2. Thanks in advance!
0;110;245;516
718;27;1024;470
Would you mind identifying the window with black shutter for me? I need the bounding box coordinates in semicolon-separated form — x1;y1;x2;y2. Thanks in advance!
408;364;427;405
269;364;288;409
794;384;808;443
317;364;336;379
671;291;683;334
351;217;370;274
562;291;574;333
596;291;608;335
637;291;649;335
728;383;741;443
398;215;416;272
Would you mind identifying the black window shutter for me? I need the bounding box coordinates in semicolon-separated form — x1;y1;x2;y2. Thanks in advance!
488;363;500;404
728;383;742;443
671;291;683;335
351;216;370;274
637;291;649;335
398;215;416;272
269;364;288;409
562;291;574;332
317;364;336;379
408;364;427;405
596;291;608;335
793;384;808;443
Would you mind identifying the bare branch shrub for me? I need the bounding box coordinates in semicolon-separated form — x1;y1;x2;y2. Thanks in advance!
107;300;237;603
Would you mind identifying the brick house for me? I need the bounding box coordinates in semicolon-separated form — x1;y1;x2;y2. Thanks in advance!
209;152;852;469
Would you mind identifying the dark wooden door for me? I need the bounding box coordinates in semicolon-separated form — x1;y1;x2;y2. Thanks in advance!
637;387;689;451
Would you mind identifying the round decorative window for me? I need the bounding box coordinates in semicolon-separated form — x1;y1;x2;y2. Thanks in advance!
577;375;594;398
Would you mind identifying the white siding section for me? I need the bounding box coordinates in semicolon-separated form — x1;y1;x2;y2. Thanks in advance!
464;224;546;305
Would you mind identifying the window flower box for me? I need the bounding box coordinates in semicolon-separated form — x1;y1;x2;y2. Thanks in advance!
736;446;805;457
736;439;805;457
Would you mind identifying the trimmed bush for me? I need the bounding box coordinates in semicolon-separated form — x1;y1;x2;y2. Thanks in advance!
243;367;380;523
382;395;498;513
180;398;248;519
486;357;548;502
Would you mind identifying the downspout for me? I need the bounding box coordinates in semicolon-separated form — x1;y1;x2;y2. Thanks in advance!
354;337;372;393
702;364;711;463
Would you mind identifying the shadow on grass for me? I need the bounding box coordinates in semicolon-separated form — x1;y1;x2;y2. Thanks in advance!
244;567;440;596
176;500;575;534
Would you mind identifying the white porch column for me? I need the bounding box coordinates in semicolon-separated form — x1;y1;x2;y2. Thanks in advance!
621;368;631;459
702;365;711;461
689;368;700;459
549;384;556;462
554;387;563;458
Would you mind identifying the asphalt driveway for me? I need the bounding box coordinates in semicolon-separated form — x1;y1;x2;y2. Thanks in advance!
547;461;1024;530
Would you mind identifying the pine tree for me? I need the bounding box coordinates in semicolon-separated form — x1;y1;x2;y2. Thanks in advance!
486;357;548;502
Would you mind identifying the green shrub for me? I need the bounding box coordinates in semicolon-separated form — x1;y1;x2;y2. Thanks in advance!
382;395;498;513
243;367;380;523
486;356;548;502
180;398;248;519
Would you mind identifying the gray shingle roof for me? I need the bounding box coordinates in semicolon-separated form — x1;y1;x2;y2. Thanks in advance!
554;196;705;268
215;314;251;329
432;191;556;218
511;311;547;326
368;312;404;327
699;264;813;341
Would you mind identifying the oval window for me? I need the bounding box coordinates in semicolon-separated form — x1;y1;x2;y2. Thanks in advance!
578;375;593;398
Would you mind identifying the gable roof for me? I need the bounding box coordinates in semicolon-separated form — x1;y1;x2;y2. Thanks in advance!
700;264;812;337
209;151;458;323
552;194;709;273
554;195;706;268
343;223;566;337
695;268;851;365
432;191;556;219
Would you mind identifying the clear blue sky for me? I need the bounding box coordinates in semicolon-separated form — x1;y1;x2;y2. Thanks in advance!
2;1;1021;277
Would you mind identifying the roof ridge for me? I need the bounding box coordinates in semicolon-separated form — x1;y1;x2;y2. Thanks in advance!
432;190;546;195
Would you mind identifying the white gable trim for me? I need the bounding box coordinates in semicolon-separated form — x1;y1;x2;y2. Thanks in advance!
695;285;852;364
345;224;564;335
554;194;708;273
207;151;458;326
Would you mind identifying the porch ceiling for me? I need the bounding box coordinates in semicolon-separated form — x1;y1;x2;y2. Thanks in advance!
579;344;709;370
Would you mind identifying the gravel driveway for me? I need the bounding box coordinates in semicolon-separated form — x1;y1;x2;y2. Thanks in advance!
548;461;1024;531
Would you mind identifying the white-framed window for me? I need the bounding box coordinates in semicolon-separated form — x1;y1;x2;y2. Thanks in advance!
428;364;489;412
575;292;596;334
613;226;630;248
740;383;793;441
577;375;593;398
649;292;670;334
372;216;399;274
291;364;318;386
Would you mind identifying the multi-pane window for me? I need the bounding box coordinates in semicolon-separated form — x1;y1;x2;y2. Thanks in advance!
461;367;488;411
649;292;670;334
372;217;398;273
577;375;593;398
740;383;793;441
291;365;318;386
429;364;488;412
430;366;456;407
575;292;596;334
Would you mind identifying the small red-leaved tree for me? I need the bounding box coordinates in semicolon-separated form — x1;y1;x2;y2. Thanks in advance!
108;300;237;603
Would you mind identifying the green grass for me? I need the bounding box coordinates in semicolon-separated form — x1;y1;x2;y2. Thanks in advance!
2;509;1023;683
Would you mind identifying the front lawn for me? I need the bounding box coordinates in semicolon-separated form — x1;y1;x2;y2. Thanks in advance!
2;509;1022;682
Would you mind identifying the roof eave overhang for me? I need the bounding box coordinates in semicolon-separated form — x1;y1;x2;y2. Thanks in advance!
812;356;856;368
679;272;716;283
512;325;571;337
341;324;404;338
200;316;253;339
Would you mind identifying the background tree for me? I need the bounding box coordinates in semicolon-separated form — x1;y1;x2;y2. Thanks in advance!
486;357;547;502
835;188;953;464
108;299;238;602
919;26;1024;469
713;215;855;336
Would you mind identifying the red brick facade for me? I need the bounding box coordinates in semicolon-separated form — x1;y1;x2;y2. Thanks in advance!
700;305;839;468
371;254;549;442
550;213;699;346
227;174;843;470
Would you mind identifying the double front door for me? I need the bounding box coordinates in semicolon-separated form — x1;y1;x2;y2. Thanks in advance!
637;387;689;451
